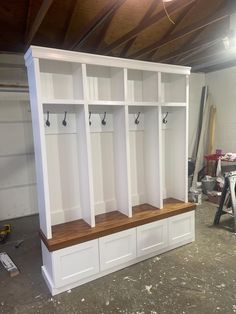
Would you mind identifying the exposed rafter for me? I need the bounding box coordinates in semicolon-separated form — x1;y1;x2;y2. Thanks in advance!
25;0;53;47
102;0;197;55
128;2;236;59
70;0;126;50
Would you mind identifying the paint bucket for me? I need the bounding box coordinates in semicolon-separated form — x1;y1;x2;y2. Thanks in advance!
201;176;216;194
190;187;202;205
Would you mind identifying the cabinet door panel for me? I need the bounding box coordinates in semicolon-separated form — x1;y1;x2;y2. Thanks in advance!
168;211;195;247
53;239;99;287
99;229;136;271
137;219;168;257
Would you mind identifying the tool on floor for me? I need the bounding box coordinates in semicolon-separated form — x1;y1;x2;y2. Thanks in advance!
213;171;236;232
0;252;19;277
0;224;11;244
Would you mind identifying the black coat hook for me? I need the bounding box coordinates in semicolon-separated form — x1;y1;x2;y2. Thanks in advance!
102;112;107;125
62;111;67;126
89;111;92;126
163;112;168;124
45;111;50;127
135;112;141;125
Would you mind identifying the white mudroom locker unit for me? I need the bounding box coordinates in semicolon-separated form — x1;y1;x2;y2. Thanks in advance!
25;46;195;295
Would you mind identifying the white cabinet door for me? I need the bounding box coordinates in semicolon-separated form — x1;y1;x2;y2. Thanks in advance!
52;239;99;287
168;211;195;248
137;219;168;257
99;228;136;271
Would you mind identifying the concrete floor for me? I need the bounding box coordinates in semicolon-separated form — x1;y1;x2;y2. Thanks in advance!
1;201;236;314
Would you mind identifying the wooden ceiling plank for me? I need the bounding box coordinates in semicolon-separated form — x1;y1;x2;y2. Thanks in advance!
24;0;32;40
129;1;236;59
157;29;205;62
71;0;127;50
93;12;116;51
63;0;79;47
120;0;159;56
102;0;197;55
25;0;54;47
147;2;196;60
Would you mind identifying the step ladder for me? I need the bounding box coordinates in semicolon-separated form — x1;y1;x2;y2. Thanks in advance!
213;171;236;233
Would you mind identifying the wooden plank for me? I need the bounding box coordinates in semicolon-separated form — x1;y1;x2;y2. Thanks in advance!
102;0;197;55
25;0;53;47
156;32;223;63
129;3;235;59
120;0;158;57
70;0;126;50
40;198;195;251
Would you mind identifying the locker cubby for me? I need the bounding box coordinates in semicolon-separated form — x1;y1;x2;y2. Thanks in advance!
128;106;161;208
161;73;186;104
42;103;93;227
127;69;159;103
39;60;84;101
89;105;130;217
86;65;124;102
161;106;187;202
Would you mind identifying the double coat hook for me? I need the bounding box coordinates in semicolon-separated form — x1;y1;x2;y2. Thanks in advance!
101;112;107;125
135;112;141;125
45;111;50;127
62;111;67;126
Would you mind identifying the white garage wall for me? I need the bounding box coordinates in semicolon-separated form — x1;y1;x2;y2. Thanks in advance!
0;55;38;220
0;54;205;220
206;67;236;153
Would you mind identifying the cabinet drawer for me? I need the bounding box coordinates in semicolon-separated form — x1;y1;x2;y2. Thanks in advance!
137;219;168;257
52;239;99;287
168;211;195;247
99;228;136;271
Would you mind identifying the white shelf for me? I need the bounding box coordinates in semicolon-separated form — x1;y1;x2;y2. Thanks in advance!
161;102;187;107
127;101;160;107
88;100;125;106
42;99;85;105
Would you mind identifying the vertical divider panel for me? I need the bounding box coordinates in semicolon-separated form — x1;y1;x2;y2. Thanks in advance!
144;107;161;208
26;58;52;238
114;68;132;217
113;105;132;217
184;75;189;202
158;72;163;208
76;64;95;227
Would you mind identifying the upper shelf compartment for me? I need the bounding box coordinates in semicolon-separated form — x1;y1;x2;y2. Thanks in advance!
161;73;186;104
39;60;84;102
86;65;124;103
127;70;158;104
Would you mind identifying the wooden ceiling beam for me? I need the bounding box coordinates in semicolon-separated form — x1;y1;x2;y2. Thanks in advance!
70;0;126;50
129;1;236;59
102;0;197;55
25;0;53;47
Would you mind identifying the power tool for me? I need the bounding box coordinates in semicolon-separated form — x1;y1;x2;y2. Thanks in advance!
0;224;11;244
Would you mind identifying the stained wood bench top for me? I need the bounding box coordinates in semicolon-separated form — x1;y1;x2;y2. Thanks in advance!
40;198;196;252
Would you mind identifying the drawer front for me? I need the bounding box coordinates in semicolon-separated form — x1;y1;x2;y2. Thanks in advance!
168;211;195;247
137;219;168;257
99;228;136;271
52;239;99;287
